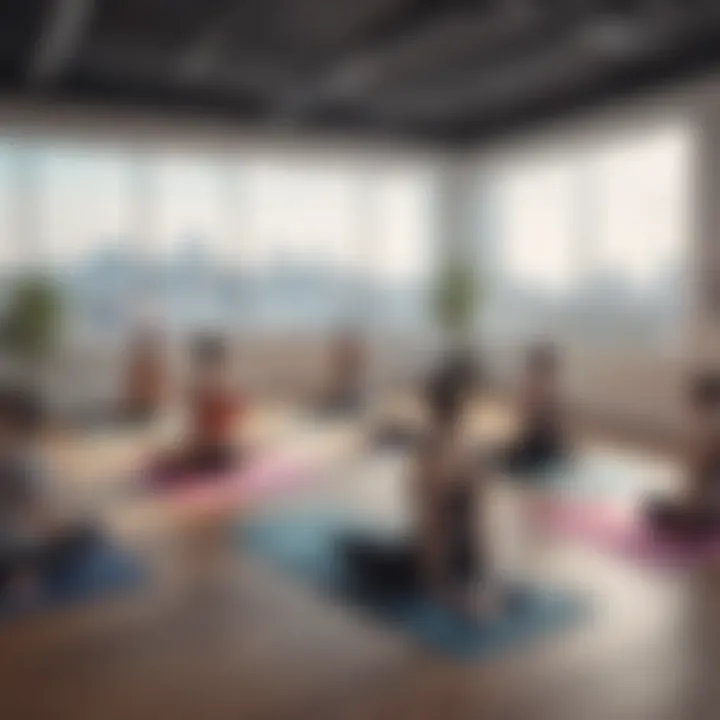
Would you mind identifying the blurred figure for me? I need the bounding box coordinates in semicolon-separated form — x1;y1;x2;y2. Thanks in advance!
646;373;720;538
373;352;478;451
0;385;96;599
319;327;366;416
123;327;168;423
342;357;495;617
500;341;568;472
154;333;243;483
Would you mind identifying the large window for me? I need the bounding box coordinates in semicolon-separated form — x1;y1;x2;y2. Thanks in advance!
154;156;231;333
585;127;688;345
0;141;438;341
485;155;581;339
35;144;134;343
244;160;359;329
496;157;578;296
0;141;40;273
480;123;690;349
0;143;18;317
0;143;12;272
366;167;436;328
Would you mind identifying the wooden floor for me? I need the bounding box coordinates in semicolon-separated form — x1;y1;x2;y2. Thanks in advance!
2;403;720;720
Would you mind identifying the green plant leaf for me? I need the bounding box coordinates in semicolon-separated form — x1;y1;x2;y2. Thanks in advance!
0;274;63;361
430;255;480;335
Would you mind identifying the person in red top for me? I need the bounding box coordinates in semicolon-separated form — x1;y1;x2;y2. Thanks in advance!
185;333;242;474
154;333;242;484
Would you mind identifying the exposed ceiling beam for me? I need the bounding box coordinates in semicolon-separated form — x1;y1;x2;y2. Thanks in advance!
276;0;540;117
176;18;233;83
371;5;701;123
78;43;285;99
29;0;95;86
174;0;419;87
382;36;598;121
175;1;257;84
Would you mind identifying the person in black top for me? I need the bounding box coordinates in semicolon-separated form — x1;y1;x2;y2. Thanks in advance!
500;342;567;473
646;373;720;538
0;386;96;597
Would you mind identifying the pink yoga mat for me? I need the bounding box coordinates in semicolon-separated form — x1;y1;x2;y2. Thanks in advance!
531;498;720;568
147;452;319;516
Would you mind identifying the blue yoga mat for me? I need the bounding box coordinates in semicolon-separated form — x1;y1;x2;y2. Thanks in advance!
242;513;588;660
0;540;144;621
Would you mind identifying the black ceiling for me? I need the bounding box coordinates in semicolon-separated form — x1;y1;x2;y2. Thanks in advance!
1;0;719;145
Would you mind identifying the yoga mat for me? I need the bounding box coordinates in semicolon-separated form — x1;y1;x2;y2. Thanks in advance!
0;540;143;620
242;512;587;660
147;451;325;517
508;449;672;500
532;499;720;568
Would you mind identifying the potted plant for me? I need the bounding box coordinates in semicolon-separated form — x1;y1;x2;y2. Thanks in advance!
430;252;481;383
0;273;64;387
